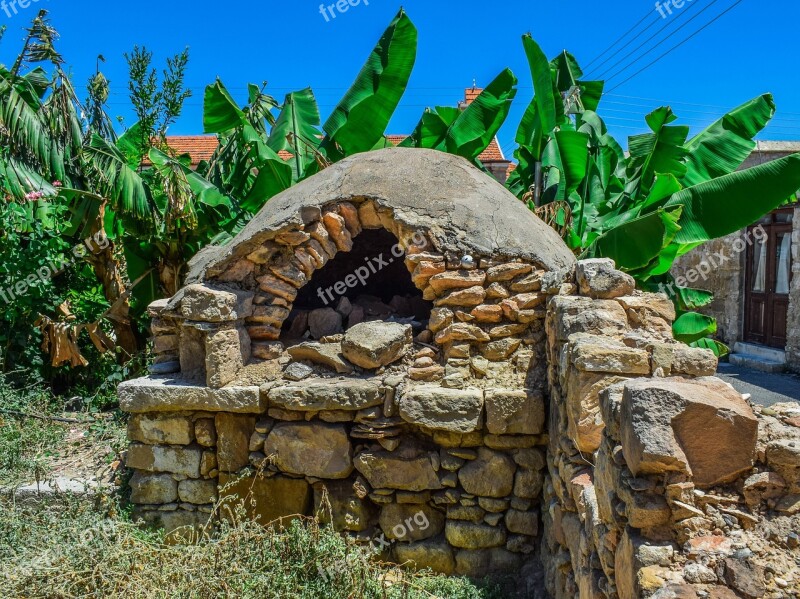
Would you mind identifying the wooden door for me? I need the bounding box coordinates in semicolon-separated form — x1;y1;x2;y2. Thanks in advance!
744;208;794;348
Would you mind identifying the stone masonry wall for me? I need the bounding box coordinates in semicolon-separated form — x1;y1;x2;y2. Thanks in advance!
542;259;800;598
120;198;559;579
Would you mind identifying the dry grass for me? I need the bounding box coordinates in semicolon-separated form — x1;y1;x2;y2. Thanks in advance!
0;493;512;599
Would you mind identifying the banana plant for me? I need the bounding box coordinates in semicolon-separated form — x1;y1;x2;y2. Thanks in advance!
509;35;800;355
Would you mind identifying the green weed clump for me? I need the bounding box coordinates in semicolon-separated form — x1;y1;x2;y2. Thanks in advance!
0;494;513;599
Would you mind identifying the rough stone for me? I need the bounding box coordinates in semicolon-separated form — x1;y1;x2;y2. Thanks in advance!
428;270;486;294
505;509;538;535
576;259;635;299
172;284;253;322
354;443;442;491
178;479;218;505
218;473;312;526
399;387;484;433
722;558;766;599
127;444;202;478
264;422;352;479
445;521;506;550
267;378;383;412
119;377;264;414
484;389;545;435
569;334;651;375
130;472;178;504
620;377;758;488
287;342;354;374
313;479;376;532
216;413;255;473
308;308;343;340
394;541;455;575
379;503;444;542
128;414;194;446
341;322;412;369
458;448;516;497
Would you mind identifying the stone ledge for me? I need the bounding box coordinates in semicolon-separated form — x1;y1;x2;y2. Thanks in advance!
265;377;384;412
119;376;263;414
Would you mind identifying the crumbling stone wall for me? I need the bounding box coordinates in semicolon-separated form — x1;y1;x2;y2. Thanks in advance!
120;150;799;595
542;259;800;598
787;205;800;372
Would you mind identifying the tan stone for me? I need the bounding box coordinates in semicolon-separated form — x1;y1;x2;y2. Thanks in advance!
357;201;382;229
127;444;202;478
395;541;455;575
247;325;281;341
267;378;383;412
429;308;453;333
275;229;311;246
219;473;312;527
354;443;442;491
399;387;484;433
178;479;218;505
128;414;194;446
470;304;503;323
485;282;510;299
445;521;506;549
412;260;446;287
269;260;307;288
487;323;528;338
379;503;444;542
205;326;250;388
175;284;253;323
216;413;255;473
195;418;216;447
513;468;544;499
322;211;353;251
550;296;630;342
130;472;178;504
264;422;352;479
766;440;800;491
480;338;521;361
428;270;486;294
458;448;515;497
435;323;491;344
484;389;545;435
672;346;718;377
336;202;362;236
576;259;635;299
287;342;354;374
487;263;532;283
617;293;676;323
435;286;487;308
569;334;651;375
342;321;412;369
256;273;298;302
505;509;538;535
621;377;758;488
510;272;542;293
252;341;284;360
313;479;376;532
248;305;290;326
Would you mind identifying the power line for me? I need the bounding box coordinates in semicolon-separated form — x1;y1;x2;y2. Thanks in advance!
607;0;745;93
597;0;717;81
583;9;658;71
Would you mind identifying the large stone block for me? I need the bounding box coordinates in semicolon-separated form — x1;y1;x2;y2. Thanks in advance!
313;479;377;532
445;521;506;550
378;503;444;542
550;296;630;342
576;259;635;299
178;478;218;505
620;377;758;488
218;473;312;526
458;448;516;498
205;325;250;388
128;414;194;445
342;322;412;369
399;387;484;433
354;443;442;491
264;422;353;479
216;413;256;473
394;541;455;575
130;472;178;504
565;370;629;454
568;334;650;375
484;388;545;435
266;378;383;412
127;444;202;478
119;376;264;414
171;284;253;322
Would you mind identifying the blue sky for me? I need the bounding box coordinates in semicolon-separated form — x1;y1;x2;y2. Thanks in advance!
3;0;800;154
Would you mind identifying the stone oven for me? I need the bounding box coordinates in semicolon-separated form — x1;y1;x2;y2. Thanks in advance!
120;148;800;596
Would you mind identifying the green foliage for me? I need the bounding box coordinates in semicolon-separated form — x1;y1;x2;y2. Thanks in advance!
509;35;800;350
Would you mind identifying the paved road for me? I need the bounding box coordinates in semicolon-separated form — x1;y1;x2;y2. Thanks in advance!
717;362;800;407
